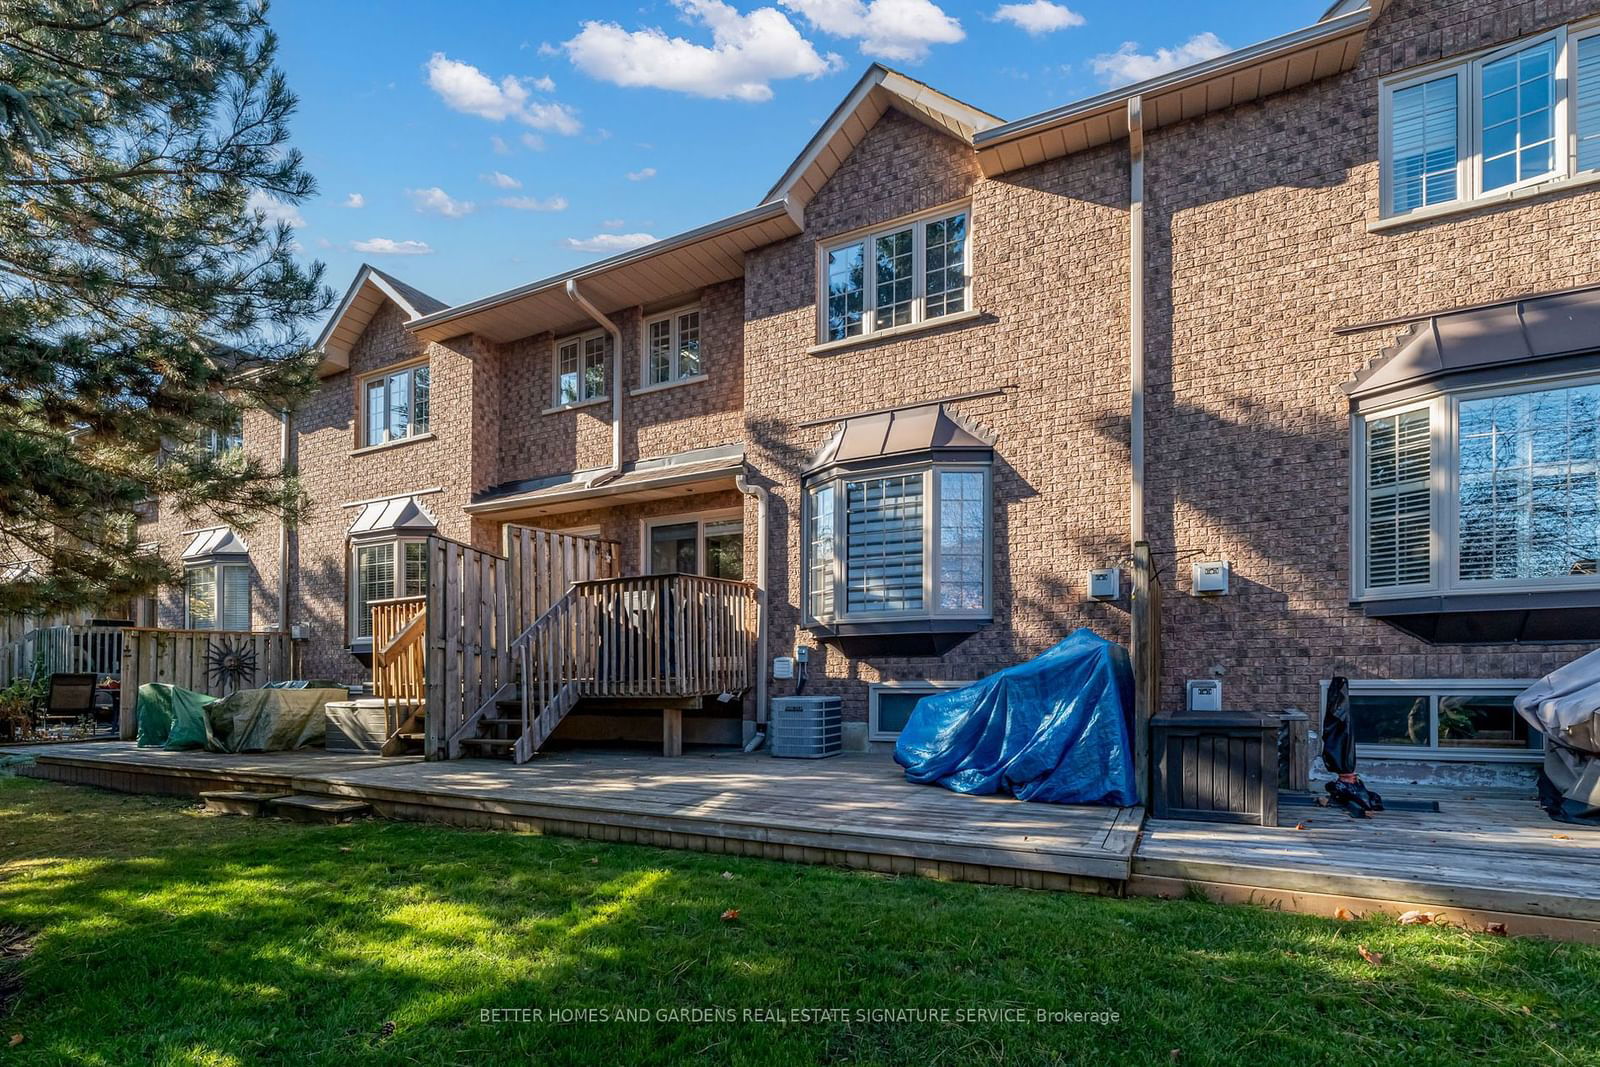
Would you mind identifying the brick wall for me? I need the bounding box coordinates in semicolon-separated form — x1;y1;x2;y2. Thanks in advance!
745;109;1134;724
1144;0;1600;712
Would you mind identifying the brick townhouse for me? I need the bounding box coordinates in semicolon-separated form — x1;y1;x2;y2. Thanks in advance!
137;0;1600;777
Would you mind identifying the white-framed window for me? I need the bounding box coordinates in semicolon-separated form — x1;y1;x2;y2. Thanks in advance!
359;363;430;447
818;203;971;343
642;510;743;580
1379;22;1600;219
553;330;608;407
869;680;968;741
803;463;991;624
202;415;244;457
1330;679;1543;762
643;306;702;387
1353;374;1600;599
348;538;428;644
186;562;251;631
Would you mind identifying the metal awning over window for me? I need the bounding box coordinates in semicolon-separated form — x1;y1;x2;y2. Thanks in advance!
1346;284;1600;404
181;527;249;561
806;403;993;477
348;495;438;537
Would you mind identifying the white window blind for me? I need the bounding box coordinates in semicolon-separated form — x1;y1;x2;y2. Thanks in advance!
846;474;924;613
1389;75;1459;213
354;542;396;640
187;566;217;629
220;564;251;630
1577;34;1600;171
1366;408;1433;589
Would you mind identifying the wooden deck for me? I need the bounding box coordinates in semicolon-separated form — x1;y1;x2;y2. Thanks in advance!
8;742;1140;890
1133;792;1600;941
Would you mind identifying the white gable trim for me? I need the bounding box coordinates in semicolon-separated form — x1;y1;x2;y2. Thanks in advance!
314;265;436;378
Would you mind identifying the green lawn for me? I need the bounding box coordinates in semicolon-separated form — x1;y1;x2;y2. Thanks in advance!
1;774;1598;1066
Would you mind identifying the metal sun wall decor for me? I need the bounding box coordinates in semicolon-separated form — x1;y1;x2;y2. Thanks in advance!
205;636;258;693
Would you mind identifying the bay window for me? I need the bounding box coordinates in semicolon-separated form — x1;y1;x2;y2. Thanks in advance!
554;330;608;407
1356;377;1600;599
819;204;970;343
1381;22;1600;219
186;562;251;631
360;363;430;447
349;538;428;644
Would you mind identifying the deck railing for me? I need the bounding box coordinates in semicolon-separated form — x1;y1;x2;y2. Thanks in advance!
512;573;757;759
1;623;125;688
371;596;426;734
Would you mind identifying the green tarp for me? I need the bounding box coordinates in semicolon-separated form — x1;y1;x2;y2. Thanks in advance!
135;684;346;752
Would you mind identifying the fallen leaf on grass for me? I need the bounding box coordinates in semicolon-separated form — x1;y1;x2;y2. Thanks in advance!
1169;1050;1182;1062
720;871;734;879
1334;907;1359;921
9;1034;22;1047
1357;945;1384;966
1485;923;1508;937
338;847;352;853
720;909;740;922
1398;910;1434;925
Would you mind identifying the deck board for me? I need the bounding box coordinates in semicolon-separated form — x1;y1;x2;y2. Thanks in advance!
9;743;1139;884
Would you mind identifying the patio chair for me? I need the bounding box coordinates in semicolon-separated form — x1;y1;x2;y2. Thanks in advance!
35;672;98;731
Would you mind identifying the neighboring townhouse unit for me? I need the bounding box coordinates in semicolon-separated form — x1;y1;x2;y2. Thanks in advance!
132;0;1600;780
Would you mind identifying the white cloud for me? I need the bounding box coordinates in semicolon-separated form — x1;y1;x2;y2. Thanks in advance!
408;186;476;218
627;167;657;182
490;135;511;154
352;238;433;255
992;1;1083;36
601;218;625;230
532;74;556;92
343;192;365;208
563;232;658;254
481;171;522;189
246;190;304;228
497;195;569;211
781;0;963;62
563;0;842;102
521;132;546;151
425;52;582;134
1090;32;1229;85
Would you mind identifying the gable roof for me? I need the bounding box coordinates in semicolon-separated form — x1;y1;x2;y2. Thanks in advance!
764;65;1003;214
974;3;1385;176
314;264;448;377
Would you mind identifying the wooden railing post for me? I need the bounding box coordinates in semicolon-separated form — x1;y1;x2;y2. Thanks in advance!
1130;541;1162;807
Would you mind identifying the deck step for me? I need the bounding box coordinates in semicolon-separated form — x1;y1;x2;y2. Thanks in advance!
266;794;371;824
200;790;289;817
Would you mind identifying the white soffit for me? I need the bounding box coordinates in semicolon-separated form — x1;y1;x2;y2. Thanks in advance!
974;7;1378;177
765;65;1003;212
348;495;439;537
314;265;447;378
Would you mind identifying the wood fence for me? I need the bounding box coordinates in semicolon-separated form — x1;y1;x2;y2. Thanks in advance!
425;527;620;759
118;628;294;738
2;623;125;689
1130;541;1163;806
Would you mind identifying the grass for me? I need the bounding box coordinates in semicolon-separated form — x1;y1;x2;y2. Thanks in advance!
1;775;1598;1066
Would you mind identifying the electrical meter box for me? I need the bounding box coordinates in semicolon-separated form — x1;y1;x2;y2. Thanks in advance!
1192;561;1231;596
1187;679;1223;713
1088;568;1122;600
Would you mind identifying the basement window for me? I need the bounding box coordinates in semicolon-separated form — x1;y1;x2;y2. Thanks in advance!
1334;679;1542;762
869;681;968;741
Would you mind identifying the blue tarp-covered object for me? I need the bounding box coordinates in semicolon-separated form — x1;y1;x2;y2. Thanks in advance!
893;629;1138;806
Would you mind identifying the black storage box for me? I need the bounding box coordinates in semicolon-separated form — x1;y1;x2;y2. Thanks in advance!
1151;711;1281;825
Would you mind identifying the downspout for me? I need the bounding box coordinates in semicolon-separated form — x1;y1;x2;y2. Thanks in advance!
565;278;624;487
735;471;769;744
1128;94;1146;548
278;407;295;675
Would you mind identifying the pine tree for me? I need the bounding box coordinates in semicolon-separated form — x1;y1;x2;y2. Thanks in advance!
0;0;330;617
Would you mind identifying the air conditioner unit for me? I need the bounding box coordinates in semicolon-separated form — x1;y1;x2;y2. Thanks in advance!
769;696;843;759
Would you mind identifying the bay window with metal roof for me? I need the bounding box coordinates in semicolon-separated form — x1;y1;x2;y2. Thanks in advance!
802;404;994;651
346;495;436;647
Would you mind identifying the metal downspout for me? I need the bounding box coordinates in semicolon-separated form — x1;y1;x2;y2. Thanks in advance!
278;408;292;633
565;278;624;487
735;471;769;733
1128;94;1146;548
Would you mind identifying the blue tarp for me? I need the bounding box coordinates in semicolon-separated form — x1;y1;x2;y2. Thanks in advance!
893;629;1138;806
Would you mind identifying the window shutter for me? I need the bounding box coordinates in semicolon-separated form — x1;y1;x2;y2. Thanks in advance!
846;475;925;612
221;565;251;630
1578;35;1600;171
1389;75;1458;213
1367;409;1433;589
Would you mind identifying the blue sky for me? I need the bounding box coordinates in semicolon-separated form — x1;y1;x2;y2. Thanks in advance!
266;0;1335;313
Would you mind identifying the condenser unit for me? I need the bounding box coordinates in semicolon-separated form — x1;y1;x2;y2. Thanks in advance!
769;696;843;759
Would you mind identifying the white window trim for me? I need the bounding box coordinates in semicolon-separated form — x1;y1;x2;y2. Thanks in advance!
184;561;251;631
639;508;744;578
357;361;430;448
639;303;704;389
1379;21;1595;221
551;329;609;410
1352;368;1600;601
347;535;430;647
868;680;969;742
815;200;973;345
203;418;244;457
802;461;993;626
1321;678;1543;763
